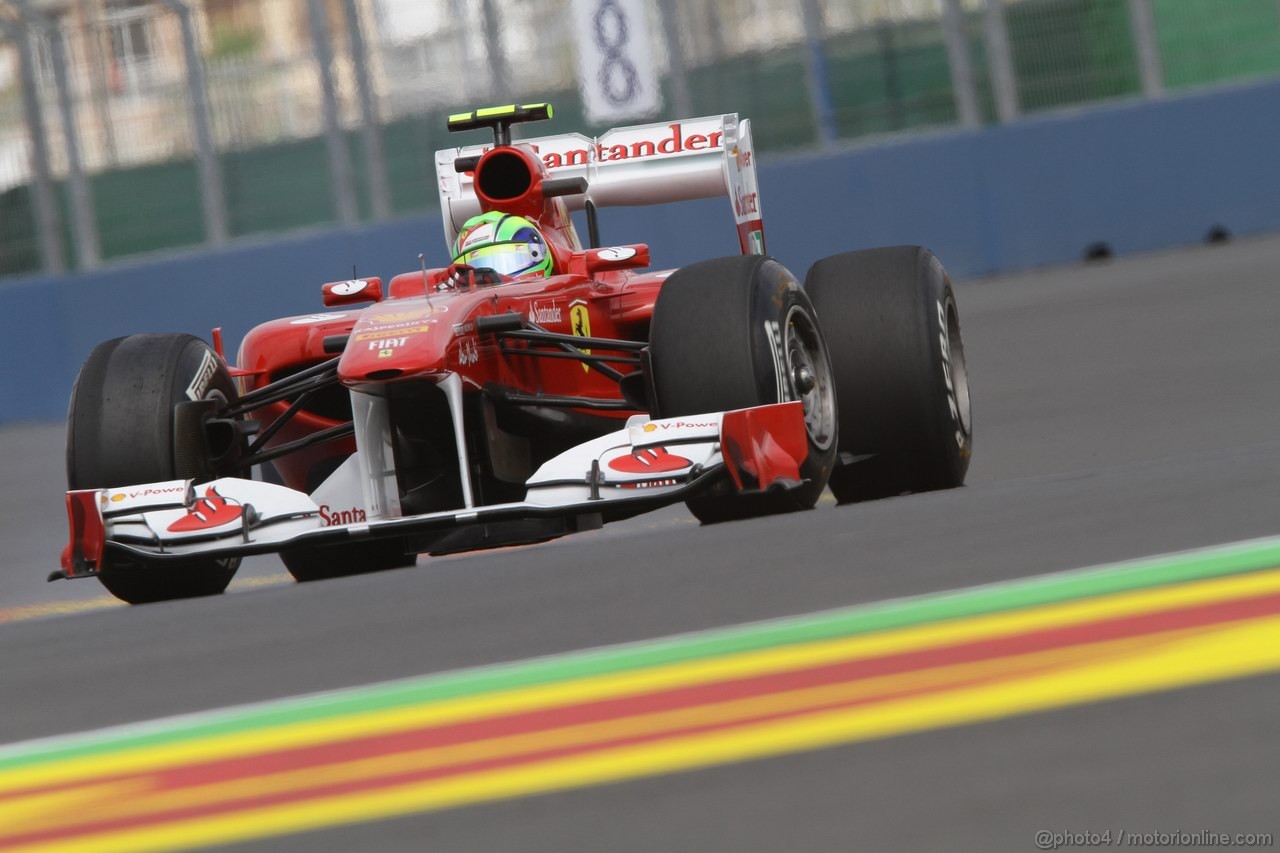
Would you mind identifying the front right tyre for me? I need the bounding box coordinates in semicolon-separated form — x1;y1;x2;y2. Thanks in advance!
649;255;837;523
279;540;416;583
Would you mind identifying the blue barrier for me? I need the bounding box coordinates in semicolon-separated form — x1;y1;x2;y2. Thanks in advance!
5;76;1280;424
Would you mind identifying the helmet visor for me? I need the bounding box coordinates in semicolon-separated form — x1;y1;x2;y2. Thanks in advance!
455;242;543;277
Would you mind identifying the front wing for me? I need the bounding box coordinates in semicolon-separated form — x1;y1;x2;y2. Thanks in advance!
59;402;809;577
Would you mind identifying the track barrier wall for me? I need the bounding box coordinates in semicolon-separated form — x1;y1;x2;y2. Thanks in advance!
3;76;1279;424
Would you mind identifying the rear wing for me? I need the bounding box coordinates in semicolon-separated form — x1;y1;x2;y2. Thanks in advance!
435;113;764;257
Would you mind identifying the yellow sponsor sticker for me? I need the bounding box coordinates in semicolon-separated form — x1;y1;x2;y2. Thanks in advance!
570;302;592;373
355;324;432;341
369;306;446;324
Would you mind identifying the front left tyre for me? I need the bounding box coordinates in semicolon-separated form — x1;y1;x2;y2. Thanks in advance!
67;333;242;604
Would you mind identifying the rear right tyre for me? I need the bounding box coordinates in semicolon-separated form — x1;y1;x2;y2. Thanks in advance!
804;246;972;503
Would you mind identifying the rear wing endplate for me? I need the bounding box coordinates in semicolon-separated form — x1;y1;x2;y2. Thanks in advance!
435;113;764;257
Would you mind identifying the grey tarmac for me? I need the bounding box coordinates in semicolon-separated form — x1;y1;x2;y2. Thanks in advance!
2;233;1279;851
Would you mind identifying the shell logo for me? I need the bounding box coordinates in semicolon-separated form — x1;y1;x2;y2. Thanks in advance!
110;493;126;502
642;423;656;433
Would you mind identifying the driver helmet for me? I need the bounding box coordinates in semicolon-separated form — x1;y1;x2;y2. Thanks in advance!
451;212;553;279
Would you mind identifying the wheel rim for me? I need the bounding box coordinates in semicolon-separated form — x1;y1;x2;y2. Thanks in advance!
944;297;972;438
783;305;836;451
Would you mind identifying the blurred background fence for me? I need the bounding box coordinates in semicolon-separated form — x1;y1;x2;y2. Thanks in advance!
2;0;1279;280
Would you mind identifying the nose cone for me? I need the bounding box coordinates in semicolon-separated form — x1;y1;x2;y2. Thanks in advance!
339;300;457;382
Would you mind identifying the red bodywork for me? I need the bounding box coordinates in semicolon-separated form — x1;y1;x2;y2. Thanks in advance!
235;141;670;497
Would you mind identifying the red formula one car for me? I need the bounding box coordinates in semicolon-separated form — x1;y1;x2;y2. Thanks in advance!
57;104;972;604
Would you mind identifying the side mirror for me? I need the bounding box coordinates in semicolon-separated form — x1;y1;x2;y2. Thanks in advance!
582;245;650;274
322;277;383;306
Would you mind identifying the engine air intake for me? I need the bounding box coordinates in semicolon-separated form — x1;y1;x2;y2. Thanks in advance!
476;151;533;201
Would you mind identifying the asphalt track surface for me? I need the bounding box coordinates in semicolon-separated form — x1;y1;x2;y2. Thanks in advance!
3;234;1280;850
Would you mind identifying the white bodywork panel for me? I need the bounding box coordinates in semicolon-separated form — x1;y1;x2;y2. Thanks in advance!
351;391;401;520
434;114;764;256
308;455;370;528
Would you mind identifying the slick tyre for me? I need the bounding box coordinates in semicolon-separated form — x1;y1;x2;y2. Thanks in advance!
650;255;837;523
804;246;972;504
280;542;415;583
66;334;241;604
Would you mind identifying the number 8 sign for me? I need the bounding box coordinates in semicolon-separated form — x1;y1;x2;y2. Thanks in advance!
572;0;662;123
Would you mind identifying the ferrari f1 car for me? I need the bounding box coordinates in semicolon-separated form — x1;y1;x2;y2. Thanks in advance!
58;104;972;604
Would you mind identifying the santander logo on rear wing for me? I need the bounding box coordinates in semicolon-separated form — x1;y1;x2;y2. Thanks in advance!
435;113;764;258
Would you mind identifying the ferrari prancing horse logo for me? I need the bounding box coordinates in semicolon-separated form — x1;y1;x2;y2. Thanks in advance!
570;301;591;373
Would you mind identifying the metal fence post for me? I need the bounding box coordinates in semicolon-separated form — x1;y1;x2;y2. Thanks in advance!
941;0;980;128
447;0;477;102
480;0;510;101
1127;0;1164;98
79;0;118;168
342;0;391;221
982;0;1019;122
161;0;229;245
657;0;692;117
800;0;838;148
307;0;357;228
3;15;65;274
47;19;100;269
